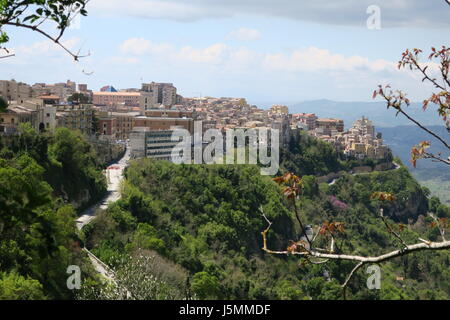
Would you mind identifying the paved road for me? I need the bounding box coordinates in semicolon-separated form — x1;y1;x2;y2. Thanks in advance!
328;161;401;186
74;146;131;287
76;147;130;230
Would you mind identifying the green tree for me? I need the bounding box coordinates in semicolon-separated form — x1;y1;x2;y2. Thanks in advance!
0;272;46;300
68;93;90;104
0;0;88;60
191;272;222;300
274;279;306;300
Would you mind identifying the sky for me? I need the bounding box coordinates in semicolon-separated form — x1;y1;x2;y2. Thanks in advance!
1;0;449;107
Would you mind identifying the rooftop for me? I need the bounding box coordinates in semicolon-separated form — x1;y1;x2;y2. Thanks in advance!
93;92;140;96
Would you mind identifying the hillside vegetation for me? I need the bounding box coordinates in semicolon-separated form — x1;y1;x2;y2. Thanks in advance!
83;135;449;300
0;126;107;299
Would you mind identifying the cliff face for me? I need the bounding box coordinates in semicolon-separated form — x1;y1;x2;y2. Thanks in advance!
89;139;126;166
388;188;429;222
64;141;126;210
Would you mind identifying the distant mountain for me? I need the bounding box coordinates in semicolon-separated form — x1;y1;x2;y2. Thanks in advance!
379;125;449;171
288;100;442;128
379;125;450;203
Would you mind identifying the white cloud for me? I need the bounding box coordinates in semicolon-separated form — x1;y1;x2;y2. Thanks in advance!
120;38;172;55
12;37;82;57
89;0;450;27
116;39;398;77
262;47;395;73
175;43;229;64
227;28;262;41
108;56;140;64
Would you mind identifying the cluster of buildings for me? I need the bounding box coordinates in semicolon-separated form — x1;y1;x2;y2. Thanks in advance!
0;79;92;102
182;99;292;146
91;82;182;111
301;115;388;160
0;78;389;162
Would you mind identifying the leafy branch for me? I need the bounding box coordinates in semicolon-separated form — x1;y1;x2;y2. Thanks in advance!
262;173;450;299
373;47;450;167
0;0;90;60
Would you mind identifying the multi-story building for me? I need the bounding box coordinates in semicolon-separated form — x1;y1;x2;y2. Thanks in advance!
133;116;194;134
352;116;375;138
32;80;76;101
0;105;35;134
292;113;317;130
144;108;193;119
0;98;58;134
93;92;141;108
162;85;177;106
269;105;289;115
130;128;180;161
0;80;33;102
271;115;291;146
37;95;61;105
98;116;117;140
140;91;159;110
140;82;177;109
56;104;94;136
316;118;344;136
130;114;194;160
109;111;141;140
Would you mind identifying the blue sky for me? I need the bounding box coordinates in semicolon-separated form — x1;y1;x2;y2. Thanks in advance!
1;0;449;106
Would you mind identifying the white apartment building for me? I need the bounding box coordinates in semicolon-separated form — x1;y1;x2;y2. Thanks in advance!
130;127;186;161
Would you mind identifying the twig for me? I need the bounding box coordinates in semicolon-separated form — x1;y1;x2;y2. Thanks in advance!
0;53;15;59
380;209;408;250
342;261;365;300
3;21;89;61
379;91;450;150
411;58;446;91
429;213;447;241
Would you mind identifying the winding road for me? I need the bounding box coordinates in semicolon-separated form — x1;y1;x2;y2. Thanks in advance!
327;161;401;185
75;146;130;285
76;146;130;230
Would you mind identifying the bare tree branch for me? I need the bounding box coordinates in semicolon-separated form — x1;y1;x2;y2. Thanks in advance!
377;88;450;151
261;213;450;299
379;208;408;250
342;261;365;300
429;213;447;241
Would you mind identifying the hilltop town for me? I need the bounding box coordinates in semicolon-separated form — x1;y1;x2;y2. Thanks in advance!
0;79;388;162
